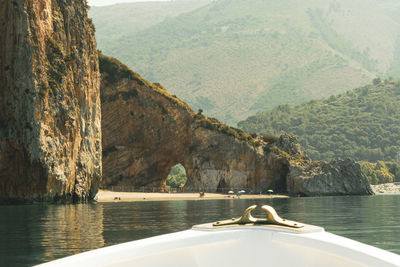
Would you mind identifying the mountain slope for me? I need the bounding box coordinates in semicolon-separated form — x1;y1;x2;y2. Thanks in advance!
89;0;212;51
238;79;400;162
91;0;400;124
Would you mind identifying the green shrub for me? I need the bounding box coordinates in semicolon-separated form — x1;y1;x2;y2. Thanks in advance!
360;161;395;184
98;53;148;86
373;77;381;85
166;165;187;188
262;135;278;143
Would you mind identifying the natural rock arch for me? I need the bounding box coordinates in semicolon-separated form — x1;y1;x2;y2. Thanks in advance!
99;54;373;196
0;1;373;204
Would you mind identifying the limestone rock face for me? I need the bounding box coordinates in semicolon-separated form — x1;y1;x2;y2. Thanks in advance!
287;159;374;196
184;127;261;191
100;55;373;196
100;55;193;190
272;135;373;196
0;0;101;203
184;127;289;192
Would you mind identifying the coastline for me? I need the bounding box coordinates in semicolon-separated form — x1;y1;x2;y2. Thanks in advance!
371;183;400;194
95;190;289;202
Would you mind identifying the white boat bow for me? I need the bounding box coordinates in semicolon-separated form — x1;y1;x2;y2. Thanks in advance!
36;205;400;267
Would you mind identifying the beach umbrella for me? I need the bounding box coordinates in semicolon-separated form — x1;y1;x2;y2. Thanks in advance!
267;189;274;193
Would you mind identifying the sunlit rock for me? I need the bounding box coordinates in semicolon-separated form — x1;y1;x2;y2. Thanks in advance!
0;0;101;203
99;55;373;196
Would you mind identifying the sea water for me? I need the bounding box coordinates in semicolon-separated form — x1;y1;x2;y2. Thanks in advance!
1;195;399;266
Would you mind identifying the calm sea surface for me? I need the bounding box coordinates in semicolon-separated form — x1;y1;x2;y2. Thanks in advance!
1;195;400;266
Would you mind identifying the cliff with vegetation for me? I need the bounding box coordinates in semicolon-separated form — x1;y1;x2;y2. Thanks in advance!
239;79;400;163
100;54;373;196
0;0;374;203
0;0;101;203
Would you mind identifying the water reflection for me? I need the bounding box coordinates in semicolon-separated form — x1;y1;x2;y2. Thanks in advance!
40;204;104;263
0;195;399;266
0;204;104;266
0;205;47;266
100;196;400;256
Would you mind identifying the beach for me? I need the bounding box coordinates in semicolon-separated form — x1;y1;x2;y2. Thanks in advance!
95;190;288;202
371;183;400;194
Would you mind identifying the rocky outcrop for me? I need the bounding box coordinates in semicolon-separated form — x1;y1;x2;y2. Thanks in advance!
287;159;374;196
0;0;101;203
272;135;374;196
100;55;373;196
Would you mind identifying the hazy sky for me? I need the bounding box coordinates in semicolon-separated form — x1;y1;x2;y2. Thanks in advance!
88;0;171;6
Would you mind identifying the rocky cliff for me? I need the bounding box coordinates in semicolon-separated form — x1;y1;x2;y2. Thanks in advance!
287;158;374;196
272;135;374;196
100;54;194;189
100;54;373;196
0;0;372;203
0;0;101;203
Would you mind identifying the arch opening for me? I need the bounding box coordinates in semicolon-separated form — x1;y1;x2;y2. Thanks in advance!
268;164;289;194
166;163;187;192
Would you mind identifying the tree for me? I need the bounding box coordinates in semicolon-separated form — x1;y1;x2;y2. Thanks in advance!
384;162;400;182
373;77;381;85
166;165;187;188
360;161;377;184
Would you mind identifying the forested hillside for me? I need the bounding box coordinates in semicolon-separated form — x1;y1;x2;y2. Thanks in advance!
238;79;400;162
90;0;400;124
